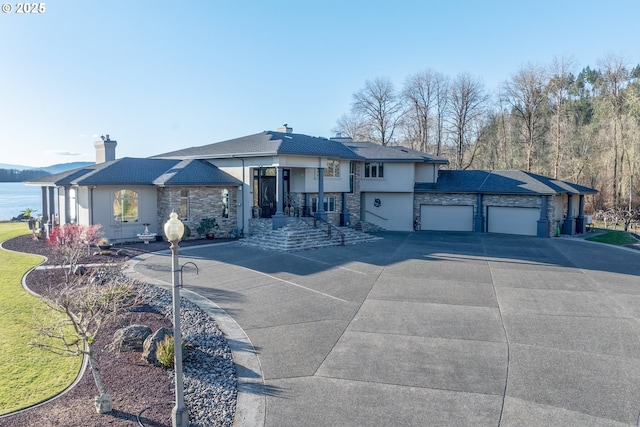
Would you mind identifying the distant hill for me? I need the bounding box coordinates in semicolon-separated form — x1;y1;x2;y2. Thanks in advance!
41;162;94;174
0;162;94;182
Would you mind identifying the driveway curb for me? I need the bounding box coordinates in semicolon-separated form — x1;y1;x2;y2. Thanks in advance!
125;250;266;427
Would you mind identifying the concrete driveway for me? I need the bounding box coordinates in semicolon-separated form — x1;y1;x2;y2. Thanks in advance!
130;232;640;426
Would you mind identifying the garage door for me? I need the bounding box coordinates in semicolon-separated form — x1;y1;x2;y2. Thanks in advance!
487;207;539;236
420;205;473;231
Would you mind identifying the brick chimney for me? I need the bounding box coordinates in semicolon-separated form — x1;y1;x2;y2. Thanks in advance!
276;124;293;134
94;134;117;163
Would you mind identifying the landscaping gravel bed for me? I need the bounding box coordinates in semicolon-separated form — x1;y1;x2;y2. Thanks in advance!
0;234;237;427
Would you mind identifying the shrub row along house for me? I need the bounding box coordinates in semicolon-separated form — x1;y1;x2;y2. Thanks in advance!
28;126;596;242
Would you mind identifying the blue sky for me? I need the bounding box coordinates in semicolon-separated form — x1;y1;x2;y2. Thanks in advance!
1;0;638;167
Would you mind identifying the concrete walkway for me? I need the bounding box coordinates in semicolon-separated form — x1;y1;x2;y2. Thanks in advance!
130;232;640;427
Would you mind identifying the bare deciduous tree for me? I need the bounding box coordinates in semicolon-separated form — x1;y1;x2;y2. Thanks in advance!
597;54;631;207
448;73;488;169
332;112;371;141
31;224;140;414
502;63;549;172
352;77;404;146
402;70;441;151
31;269;140;414
547;56;575;178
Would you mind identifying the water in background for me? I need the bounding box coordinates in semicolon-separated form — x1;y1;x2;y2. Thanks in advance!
0;182;43;221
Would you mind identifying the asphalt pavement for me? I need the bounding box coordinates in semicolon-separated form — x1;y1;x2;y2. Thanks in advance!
127;231;640;427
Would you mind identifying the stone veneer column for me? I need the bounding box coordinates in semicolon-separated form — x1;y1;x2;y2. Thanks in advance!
537;195;550;237
272;166;288;230
474;193;484;232
562;194;575;235
315;167;327;221
575;194;585;234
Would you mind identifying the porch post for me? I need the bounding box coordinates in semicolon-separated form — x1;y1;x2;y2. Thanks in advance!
562;194;575;235
40;186;48;223
315;167;327;221
63;185;71;224
48;187;56;231
537;195;550;237
575;194;585;234
473;193;484;233
272;166;288;230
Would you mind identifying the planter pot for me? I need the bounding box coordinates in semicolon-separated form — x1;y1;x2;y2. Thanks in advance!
205;233;215;240
98;245;112;250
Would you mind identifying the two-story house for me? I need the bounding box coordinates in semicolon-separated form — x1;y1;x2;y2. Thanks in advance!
28;126;596;242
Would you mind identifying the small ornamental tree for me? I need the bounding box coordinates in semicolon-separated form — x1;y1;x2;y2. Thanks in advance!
47;224;103;281
31;266;141;413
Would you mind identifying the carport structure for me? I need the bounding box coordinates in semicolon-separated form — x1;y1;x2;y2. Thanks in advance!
414;170;597;237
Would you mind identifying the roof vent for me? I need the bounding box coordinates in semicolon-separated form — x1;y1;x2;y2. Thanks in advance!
276;124;293;134
330;133;353;143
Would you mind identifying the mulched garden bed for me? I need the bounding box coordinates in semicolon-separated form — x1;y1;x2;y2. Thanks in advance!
0;235;227;427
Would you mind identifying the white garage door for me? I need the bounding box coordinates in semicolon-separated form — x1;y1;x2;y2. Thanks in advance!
420;205;473;231
487;207;539;236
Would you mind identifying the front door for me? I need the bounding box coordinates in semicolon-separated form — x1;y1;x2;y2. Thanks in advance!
253;167;289;218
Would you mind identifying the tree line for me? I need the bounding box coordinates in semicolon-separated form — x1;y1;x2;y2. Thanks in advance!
334;54;640;212
0;168;49;182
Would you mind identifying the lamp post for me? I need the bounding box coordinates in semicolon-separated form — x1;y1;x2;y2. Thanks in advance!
163;212;189;427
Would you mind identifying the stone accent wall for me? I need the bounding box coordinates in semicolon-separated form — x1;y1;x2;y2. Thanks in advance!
547;196;559;237
346;162;362;222
157;186;238;240
413;192;558;237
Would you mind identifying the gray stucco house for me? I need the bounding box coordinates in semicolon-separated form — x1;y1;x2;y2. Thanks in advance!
28;126;596;242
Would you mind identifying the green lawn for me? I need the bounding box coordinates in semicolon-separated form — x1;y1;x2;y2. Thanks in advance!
0;223;82;415
586;228;639;246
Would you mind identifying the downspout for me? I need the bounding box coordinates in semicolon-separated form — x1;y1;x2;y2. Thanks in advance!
241;158;245;237
230;156;247;237
90;186;95;225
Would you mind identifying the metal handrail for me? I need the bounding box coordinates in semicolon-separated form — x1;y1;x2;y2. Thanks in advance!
312;216;345;246
364;210;388;221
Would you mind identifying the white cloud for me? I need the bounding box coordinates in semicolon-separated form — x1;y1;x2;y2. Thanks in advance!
45;150;85;157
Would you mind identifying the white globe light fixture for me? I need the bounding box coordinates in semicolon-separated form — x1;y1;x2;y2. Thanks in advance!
164;211;185;243
163;211;188;427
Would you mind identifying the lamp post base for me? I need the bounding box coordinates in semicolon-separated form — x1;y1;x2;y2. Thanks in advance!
172;405;189;427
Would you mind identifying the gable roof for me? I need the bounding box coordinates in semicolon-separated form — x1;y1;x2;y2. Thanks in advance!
27;158;241;187
415;170;597;195
154;131;364;160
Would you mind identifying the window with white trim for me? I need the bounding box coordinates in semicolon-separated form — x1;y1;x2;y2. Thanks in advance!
179;190;190;220
364;162;384;178
325;160;340;177
311;197;336;213
113;189;138;223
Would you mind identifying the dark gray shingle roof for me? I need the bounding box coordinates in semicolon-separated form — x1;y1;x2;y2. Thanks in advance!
27;158;240;187
154;131;364;160
415;170;597;195
153;159;242;186
344;142;448;163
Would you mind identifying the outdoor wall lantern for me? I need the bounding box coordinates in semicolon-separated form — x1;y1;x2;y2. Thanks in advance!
163;212;189;427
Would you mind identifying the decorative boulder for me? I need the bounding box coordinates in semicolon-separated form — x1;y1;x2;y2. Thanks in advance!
142;327;173;366
112;324;152;352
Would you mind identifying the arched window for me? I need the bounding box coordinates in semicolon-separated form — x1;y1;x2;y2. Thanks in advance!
113;189;138;223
